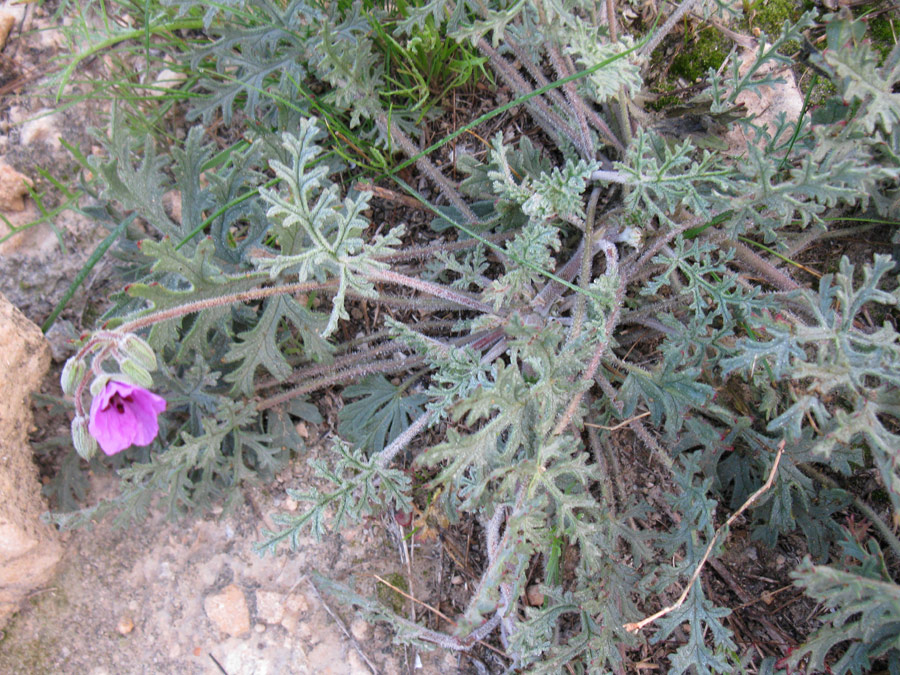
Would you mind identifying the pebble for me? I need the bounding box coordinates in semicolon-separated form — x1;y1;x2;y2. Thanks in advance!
280;612;299;633
254;623;266;633
204;584;251;637
525;585;544;607
0;163;33;212
284;593;309;614
116;615;135;635
0;13;13;51
350;618;369;642
255;590;285;625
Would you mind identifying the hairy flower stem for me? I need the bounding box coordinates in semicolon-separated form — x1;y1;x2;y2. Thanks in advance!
376;113;478;224
504;38;573;117
570;187;603;343
72;343;116;417
728;239;800;292
553;267;625;436
596;372;674;472
802;464;900;561
367;267;497;314
115;281;333;335
375;230;512;264
375;409;434;470
622;215;706;283
606;0;633;146
505;36;625;154
537;2;592;161
256;341;401;392
256;355;424;411
533;235;614;316
477;39;586;155
587;422;618;513
639;0;702;58
347;289;471;314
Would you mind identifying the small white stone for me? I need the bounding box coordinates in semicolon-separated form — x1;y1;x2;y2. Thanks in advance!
154;68;187;91
116;615;135;635
255;590;285;624
284;592;309;614
280;612;299;633
350;618;369;642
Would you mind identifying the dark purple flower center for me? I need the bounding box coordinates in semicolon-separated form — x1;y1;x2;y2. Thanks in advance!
111;393;132;414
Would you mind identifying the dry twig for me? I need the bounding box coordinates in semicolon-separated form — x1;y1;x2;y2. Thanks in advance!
308;577;381;674
625;440;784;633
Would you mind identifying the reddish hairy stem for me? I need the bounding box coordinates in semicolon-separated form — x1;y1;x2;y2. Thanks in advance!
256;356;423;411
368;268;496;315
115;280;334;335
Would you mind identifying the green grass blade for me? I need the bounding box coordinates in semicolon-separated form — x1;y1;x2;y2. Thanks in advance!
42;213;136;333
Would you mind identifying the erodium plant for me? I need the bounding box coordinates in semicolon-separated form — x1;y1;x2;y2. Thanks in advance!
55;0;900;671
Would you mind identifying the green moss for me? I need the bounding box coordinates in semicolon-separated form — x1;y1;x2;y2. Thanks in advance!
866;14;898;61
745;0;802;38
375;572;408;613
647;81;682;112
670;27;731;83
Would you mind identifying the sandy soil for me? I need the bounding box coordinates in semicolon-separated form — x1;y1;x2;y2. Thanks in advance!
0;465;458;675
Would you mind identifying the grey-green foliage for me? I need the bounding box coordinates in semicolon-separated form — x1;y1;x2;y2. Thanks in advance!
255;120;404;336
59;1;900;672
722;256;900;515
337;375;428;454
789;532;900;674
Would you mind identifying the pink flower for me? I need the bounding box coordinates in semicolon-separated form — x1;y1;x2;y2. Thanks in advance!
88;380;167;456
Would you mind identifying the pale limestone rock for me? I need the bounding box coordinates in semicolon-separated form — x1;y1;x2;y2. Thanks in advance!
724;45;804;157
204;583;251;637
0;163;32;212
307;634;348;675
154;68;187;91
280;611;299;633
255;589;285;625
0;292;61;630
18;110;62;150
0;12;14;51
0;201;57;258
284;591;309;615
349;617;369;642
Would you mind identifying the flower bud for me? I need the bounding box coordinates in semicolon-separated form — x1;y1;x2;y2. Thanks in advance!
90;374;112;396
120;359;154;389
60;358;86;397
121;335;157;371
71;415;98;461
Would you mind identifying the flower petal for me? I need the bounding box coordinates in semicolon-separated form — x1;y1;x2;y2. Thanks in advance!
88;380;166;455
95;380;135;410
127;388;166;446
89;404;134;455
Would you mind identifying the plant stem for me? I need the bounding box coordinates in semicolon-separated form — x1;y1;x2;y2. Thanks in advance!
377;113;478;224
375;410;434;469
802;464;900;562
256;358;422;411
368;268;497;314
115;280;333;334
56;20;203;101
639;0;701;58
570;187;602;343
